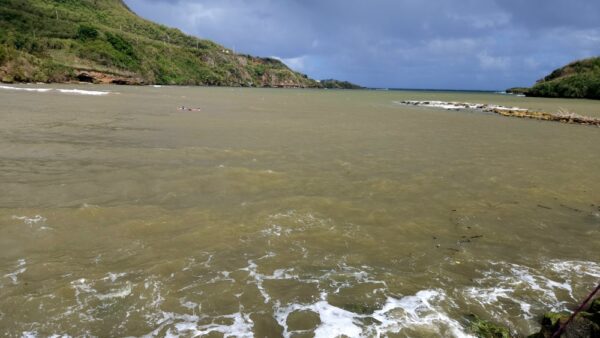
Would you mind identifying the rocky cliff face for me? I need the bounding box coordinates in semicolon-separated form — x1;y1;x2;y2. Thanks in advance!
0;0;320;87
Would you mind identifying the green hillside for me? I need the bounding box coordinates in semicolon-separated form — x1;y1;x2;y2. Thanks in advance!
0;0;320;87
509;57;600;99
320;79;363;89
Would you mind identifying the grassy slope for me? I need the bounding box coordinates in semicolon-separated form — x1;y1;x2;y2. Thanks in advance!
511;57;600;99
0;0;320;87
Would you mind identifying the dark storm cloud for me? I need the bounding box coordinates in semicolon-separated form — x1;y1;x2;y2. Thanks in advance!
125;0;600;90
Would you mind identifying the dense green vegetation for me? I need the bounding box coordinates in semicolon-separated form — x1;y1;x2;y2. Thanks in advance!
508;57;600;99
320;79;363;89
505;87;529;95
0;0;319;86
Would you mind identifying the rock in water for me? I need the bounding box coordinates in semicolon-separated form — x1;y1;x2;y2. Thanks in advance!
528;298;600;338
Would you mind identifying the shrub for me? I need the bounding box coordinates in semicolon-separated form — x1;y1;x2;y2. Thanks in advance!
105;32;134;57
76;25;98;40
0;45;7;64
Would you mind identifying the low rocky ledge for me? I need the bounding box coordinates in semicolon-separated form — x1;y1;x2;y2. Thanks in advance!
398;100;600;127
75;70;144;85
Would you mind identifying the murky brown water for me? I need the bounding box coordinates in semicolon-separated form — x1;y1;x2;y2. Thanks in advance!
1;84;599;337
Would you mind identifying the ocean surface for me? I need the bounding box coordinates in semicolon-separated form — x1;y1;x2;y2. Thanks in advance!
0;84;599;337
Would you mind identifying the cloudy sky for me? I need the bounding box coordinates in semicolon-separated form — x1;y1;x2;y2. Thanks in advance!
125;0;600;90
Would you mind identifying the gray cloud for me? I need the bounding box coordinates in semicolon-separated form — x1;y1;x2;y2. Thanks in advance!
125;0;600;90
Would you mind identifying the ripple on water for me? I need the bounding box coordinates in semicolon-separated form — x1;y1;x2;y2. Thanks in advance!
3;259;26;285
11;215;52;231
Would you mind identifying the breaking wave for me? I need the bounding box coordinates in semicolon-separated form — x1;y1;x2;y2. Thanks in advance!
8;257;599;337
0;85;110;95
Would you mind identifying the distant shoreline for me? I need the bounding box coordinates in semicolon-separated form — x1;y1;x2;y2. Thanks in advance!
0;80;509;93
369;87;501;93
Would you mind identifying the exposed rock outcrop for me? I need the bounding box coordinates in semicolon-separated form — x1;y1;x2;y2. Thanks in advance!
75;71;144;85
398;100;600;126
527;298;600;338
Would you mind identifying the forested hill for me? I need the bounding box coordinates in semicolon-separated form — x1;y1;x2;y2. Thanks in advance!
0;0;320;87
320;79;364;89
508;57;600;99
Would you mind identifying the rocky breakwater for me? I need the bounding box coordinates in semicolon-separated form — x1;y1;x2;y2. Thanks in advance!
398;100;600;127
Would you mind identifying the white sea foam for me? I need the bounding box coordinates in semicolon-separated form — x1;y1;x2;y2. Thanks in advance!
144;311;254;338
206;270;236;284
104;272;127;283
11;215;52;231
21;332;72;338
274;290;473;338
167;312;254;338
0;85;110;95
320;263;387;293
240;260;298;303
71;276;132;301
396;100;528;112
13;258;598;336
240;258;472;337
12;215;46;225
95;283;133;300
464;260;600;323
0;85;52;92
262;210;334;239
56;89;110;96
4;259;27;285
545;260;600;279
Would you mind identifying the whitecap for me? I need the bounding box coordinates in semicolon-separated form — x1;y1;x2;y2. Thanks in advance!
12;215;46;226
240;260;300;304
104;272;127;283
0;85;52;92
463;260;600;322
0;85;110;95
168;312;254;338
545;260;600;279
274;290;473;338
369;291;473;337
71;277;132;301
146;311;254;338
4;259;26;284
95;283;132;300
56;89;110;96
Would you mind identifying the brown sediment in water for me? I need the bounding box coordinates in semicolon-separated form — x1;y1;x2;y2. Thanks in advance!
1;86;599;336
399;100;600;126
